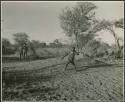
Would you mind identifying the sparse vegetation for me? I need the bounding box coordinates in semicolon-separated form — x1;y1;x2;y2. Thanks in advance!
2;1;123;101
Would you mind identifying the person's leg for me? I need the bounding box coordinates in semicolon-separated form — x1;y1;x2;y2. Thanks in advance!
71;61;77;70
23;52;25;59
25;50;28;59
65;61;70;70
24;52;26;59
24;51;27;59
24;50;27;59
23;51;25;59
20;53;22;60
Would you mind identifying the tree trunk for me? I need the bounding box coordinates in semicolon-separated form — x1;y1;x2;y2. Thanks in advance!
75;33;79;51
108;28;121;51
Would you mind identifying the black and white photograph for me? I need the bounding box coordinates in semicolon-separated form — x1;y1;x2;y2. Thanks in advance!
1;1;124;101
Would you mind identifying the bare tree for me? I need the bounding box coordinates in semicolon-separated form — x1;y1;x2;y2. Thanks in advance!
93;20;123;51
59;2;97;50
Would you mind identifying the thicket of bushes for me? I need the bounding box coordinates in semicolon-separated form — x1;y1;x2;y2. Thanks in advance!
2;38;123;60
28;47;69;59
2;46;16;55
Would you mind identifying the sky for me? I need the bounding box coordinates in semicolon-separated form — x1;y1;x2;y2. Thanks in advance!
1;1;124;45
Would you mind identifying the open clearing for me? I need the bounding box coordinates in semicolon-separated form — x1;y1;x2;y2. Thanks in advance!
2;55;123;101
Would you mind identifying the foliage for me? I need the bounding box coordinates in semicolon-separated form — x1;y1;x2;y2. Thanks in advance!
54;39;62;45
31;40;40;47
2;38;11;47
59;2;97;48
83;39;101;57
114;18;124;29
2;38;15;55
35;47;69;58
77;33;95;49
13;33;29;46
53;39;62;47
96;43;110;57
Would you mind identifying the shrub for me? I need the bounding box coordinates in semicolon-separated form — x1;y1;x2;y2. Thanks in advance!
2;46;15;55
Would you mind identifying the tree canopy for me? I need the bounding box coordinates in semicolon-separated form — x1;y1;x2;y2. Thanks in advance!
2;38;11;47
59;2;97;49
13;32;29;46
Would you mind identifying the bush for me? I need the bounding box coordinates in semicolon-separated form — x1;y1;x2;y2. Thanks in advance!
32;47;69;59
2;47;15;55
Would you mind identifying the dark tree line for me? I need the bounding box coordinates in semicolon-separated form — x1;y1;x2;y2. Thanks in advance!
2;33;65;55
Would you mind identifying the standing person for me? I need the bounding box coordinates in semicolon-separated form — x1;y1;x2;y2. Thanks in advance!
19;42;28;60
23;42;28;59
62;47;79;70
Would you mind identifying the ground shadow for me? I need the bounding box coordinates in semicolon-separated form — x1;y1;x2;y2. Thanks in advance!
2;56;55;63
76;63;123;71
2;70;55;87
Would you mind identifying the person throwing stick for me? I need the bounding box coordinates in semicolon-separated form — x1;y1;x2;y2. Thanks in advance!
62;47;79;70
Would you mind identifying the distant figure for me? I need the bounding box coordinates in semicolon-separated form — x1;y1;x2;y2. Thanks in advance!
62;47;79;70
19;43;28;60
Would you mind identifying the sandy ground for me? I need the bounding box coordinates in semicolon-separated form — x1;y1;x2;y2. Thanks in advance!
2;56;124;101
